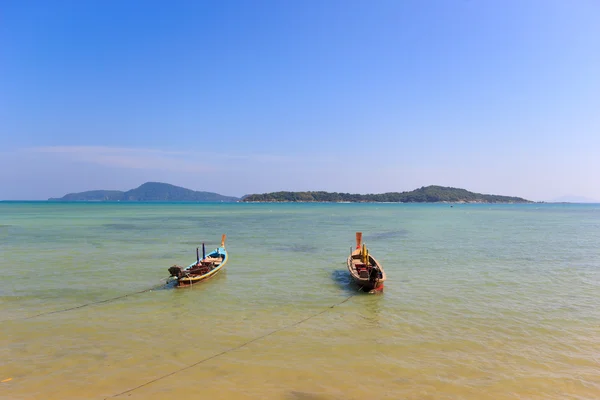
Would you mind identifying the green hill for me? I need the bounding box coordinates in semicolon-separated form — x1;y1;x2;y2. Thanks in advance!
49;182;239;202
241;186;531;203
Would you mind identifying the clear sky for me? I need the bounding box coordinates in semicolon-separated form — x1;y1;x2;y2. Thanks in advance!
1;0;599;201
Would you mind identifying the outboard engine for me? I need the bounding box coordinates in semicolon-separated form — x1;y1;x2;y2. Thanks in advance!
168;265;184;278
369;266;382;282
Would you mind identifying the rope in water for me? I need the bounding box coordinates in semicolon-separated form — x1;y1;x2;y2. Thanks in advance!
106;292;358;399
5;278;172;322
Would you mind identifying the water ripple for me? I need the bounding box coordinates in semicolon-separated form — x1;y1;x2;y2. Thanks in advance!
1;202;599;400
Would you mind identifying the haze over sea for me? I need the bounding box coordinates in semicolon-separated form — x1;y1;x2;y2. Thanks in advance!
1;202;599;400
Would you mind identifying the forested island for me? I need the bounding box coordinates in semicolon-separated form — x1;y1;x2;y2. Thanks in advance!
48;182;239;202
48;183;530;203
242;186;531;203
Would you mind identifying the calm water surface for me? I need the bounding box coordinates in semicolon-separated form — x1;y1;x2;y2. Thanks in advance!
1;202;599;399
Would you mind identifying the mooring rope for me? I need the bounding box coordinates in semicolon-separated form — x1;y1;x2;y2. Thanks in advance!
106;292;357;399
4;278;172;322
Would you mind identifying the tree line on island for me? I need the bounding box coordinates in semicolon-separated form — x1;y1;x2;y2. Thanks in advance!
48;182;531;203
242;185;531;203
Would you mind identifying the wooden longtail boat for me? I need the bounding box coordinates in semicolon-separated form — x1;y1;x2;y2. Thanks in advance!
168;234;228;287
347;232;386;292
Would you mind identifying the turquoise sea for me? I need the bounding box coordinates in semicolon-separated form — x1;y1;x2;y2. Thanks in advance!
1;202;599;399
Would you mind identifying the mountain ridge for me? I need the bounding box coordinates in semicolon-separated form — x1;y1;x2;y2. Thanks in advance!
48;182;240;202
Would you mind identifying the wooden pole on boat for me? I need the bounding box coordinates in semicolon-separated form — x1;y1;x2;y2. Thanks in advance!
362;243;367;264
355;232;362;249
202;243;206;259
196;247;200;263
221;234;226;248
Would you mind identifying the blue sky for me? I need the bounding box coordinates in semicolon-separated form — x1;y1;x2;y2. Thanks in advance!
1;0;599;201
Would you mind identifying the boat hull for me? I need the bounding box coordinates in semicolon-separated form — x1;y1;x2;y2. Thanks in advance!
169;244;228;287
346;238;386;293
348;274;385;292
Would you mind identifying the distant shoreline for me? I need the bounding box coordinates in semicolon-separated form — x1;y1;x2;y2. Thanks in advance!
2;200;599;204
241;185;532;204
8;181;596;204
240;200;530;204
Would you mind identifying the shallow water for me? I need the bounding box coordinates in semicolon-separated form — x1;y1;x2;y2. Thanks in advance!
1;202;599;399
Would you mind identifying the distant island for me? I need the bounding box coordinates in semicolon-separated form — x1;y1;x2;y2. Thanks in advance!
242;186;532;203
48;183;531;203
48;182;240;202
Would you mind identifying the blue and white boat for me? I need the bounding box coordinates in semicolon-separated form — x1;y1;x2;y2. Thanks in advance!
168;234;228;287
